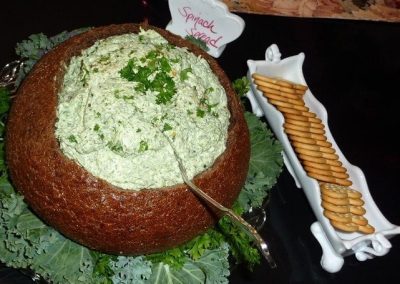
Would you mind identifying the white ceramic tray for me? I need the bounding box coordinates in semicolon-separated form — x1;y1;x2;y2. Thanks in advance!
246;44;400;273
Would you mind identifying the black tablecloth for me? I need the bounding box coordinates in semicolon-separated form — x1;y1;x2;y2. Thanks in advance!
1;1;399;283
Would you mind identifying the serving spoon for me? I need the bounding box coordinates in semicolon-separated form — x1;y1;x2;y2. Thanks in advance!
163;134;277;268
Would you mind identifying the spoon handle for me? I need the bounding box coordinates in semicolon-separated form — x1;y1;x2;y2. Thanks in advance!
166;135;277;268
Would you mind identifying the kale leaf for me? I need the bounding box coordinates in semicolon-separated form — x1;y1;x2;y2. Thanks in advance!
14;28;91;87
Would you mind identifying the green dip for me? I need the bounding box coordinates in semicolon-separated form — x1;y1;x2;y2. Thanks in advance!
55;29;230;190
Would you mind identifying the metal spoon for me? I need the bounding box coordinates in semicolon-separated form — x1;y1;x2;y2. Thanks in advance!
164;134;277;268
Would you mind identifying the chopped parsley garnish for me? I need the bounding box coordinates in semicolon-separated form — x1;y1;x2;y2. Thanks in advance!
138;140;149;152
153;72;175;105
196;96;219;118
212;112;219;118
113;89;121;98
119;59;136;81
196;108;205;118
180;67;192;81
68;135;77;143
122;95;134;101
98;54;110;64
107;141;123;153
159;57;172;73
200;98;218;112
93;124;100;131
205;87;214;95
160;113;168;120
119;49;176;105
162;123;173;132
159;43;176;51
145;49;160;60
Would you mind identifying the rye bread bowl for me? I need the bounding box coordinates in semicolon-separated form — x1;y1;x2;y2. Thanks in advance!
5;23;250;255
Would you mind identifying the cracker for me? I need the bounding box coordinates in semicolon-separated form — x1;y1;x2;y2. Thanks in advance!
252;73;308;91
302;160;347;173
284;113;322;123
291;141;335;154
321;201;350;213
349;214;368;226
349;205;366;216
257;85;301;100
346;189;363;199
277;106;316;117
307;171;352;186
323;210;368;226
253;78;301;94
320;183;362;199
304;165;349;179
321;197;365;216
298;153;343;167
284;127;327;141
321;201;363;216
321;194;349;206
262;92;305;106
357;224;375;234
330;220;374;234
320;185;348;199
287;135;332;148
285;118;324;129
284;122;325;135
295;147;339;160
323;210;352;223
269;99;309;111
348;198;364;206
329;220;359;232
253;74;293;88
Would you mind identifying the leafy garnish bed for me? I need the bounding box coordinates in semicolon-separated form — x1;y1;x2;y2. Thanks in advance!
0;30;283;284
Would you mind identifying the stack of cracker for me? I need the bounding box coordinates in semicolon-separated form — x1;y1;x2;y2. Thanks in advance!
252;73;375;234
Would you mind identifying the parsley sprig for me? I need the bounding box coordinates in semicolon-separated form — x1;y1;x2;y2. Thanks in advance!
195;87;219;118
119;49;176;105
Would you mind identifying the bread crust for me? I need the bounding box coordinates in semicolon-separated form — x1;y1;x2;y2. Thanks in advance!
6;23;250;255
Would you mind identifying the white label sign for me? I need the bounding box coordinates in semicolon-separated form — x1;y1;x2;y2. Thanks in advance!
166;0;245;58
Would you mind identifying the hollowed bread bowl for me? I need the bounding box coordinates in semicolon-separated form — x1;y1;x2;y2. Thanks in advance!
6;23;250;255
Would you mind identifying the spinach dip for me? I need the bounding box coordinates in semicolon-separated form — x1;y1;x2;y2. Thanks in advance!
55;29;230;190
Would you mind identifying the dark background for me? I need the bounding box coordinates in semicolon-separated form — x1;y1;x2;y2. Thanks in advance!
1;1;399;283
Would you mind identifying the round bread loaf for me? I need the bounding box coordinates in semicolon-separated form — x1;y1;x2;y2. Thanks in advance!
5;23;250;255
